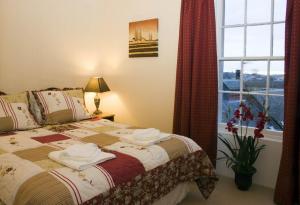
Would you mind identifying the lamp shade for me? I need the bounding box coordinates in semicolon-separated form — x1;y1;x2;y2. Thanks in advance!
85;77;110;93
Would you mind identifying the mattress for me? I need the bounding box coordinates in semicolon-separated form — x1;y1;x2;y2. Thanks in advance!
0;118;217;205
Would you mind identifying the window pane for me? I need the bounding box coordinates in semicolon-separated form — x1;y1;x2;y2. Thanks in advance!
221;61;241;91
269;61;284;95
243;61;268;93
273;23;285;56
224;0;245;25
267;96;284;131
242;94;266;128
224;27;244;57
247;0;271;23
274;0;287;21
221;93;240;123
246;25;271;56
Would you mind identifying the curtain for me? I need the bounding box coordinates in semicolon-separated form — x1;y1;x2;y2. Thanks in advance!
173;0;218;164
274;0;300;204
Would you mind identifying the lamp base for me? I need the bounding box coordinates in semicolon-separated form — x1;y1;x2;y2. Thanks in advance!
93;109;102;115
94;93;102;115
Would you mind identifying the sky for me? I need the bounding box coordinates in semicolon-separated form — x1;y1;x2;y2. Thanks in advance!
223;61;284;75
222;0;287;75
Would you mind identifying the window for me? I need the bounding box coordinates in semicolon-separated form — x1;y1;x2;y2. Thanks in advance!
218;0;286;131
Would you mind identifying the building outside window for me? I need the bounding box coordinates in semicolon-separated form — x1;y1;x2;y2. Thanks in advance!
218;0;287;132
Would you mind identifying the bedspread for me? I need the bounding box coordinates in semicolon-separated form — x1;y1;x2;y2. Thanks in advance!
0;119;217;205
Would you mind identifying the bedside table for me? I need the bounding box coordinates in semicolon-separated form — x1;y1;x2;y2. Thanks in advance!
94;113;115;121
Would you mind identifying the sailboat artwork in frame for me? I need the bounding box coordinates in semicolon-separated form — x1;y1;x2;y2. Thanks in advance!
129;18;159;58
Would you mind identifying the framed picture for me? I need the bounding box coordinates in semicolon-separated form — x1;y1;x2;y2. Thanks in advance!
129;18;159;58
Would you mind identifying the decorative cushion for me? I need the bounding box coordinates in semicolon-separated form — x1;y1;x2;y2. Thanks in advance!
0;92;39;132
28;91;44;124
28;88;63;124
33;88;91;125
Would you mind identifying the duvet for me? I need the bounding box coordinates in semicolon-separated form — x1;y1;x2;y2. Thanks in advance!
0;118;217;205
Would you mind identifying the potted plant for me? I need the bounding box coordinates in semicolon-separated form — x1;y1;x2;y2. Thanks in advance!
218;102;267;191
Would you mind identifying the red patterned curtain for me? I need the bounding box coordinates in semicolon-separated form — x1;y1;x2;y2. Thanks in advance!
274;0;300;204
173;0;218;164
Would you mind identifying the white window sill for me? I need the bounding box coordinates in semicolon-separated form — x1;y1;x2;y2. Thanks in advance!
218;123;283;143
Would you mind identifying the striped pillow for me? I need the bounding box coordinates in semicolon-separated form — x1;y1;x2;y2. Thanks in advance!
0;92;39;132
33;89;91;125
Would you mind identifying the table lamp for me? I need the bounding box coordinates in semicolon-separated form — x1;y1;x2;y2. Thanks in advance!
85;77;110;114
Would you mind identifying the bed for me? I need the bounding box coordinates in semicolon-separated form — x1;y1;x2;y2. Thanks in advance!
0;88;217;205
0;118;217;205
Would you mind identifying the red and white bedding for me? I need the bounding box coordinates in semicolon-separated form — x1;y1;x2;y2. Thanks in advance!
0;118;217;205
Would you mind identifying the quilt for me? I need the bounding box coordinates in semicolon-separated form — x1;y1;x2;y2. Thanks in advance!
0;118;217;205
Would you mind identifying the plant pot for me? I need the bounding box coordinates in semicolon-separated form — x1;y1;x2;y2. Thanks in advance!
234;171;254;191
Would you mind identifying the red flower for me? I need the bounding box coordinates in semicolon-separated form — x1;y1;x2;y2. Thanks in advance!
245;109;254;120
255;112;267;131
254;128;264;138
237;103;254;121
226;102;267;138
226;118;238;134
234;109;240;119
258;112;266;118
226;121;234;132
232;127;238;134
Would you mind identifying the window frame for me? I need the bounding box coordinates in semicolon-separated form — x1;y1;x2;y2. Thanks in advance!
216;0;285;139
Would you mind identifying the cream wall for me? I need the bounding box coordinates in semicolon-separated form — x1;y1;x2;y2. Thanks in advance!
94;0;181;131
0;0;282;189
0;0;181;132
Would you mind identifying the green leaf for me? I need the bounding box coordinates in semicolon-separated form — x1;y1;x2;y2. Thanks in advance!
218;136;238;158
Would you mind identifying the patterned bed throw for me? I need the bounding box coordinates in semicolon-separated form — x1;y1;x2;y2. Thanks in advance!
0;119;217;205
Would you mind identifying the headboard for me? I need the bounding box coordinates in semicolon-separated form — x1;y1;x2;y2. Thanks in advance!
39;87;82;91
43;87;60;91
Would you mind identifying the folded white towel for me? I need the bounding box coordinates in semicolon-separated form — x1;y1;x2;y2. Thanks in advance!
59;143;100;161
122;133;171;147
48;143;116;170
131;128;161;141
110;128;171;147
